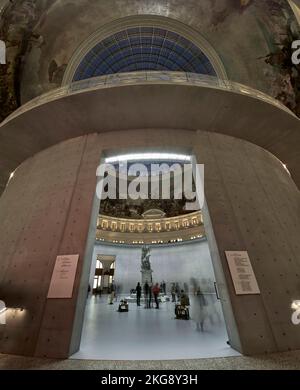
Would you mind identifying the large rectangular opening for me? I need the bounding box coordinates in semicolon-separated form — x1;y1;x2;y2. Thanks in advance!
71;149;240;360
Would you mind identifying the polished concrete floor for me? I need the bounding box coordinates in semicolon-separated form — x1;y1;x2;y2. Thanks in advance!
71;295;240;361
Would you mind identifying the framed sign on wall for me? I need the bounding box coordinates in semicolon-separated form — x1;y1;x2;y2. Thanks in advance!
47;254;79;299
225;251;260;295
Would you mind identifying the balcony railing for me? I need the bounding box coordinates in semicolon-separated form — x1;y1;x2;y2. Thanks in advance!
1;71;295;126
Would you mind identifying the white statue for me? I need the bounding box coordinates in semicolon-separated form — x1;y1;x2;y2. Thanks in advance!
141;245;152;284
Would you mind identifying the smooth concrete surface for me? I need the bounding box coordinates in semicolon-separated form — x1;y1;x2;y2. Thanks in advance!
69;170;102;357
194;131;300;355
0;135;102;358
0;79;300;195
0;129;299;358
71;295;238;361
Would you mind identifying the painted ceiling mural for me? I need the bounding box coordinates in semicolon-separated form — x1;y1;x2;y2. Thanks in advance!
0;0;299;122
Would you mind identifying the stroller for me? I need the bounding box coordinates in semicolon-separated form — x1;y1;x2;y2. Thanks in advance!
175;304;190;320
118;299;129;312
175;292;190;320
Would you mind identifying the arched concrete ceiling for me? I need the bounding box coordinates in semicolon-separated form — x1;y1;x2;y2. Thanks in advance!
0;0;299;121
0;80;299;195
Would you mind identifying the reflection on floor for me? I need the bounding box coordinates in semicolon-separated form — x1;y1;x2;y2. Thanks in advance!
71;295;240;360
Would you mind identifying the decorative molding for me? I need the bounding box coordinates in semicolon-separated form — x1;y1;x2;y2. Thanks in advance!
142;209;166;219
96;211;204;244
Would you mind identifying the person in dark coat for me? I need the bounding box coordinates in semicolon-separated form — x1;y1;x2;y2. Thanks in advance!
136;282;142;306
148;284;153;308
162;280;166;295
144;281;150;308
171;283;176;302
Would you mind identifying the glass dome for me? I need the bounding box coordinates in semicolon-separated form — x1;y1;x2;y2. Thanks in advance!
73;27;217;81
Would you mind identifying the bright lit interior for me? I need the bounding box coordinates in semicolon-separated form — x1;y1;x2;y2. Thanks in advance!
105;153;191;163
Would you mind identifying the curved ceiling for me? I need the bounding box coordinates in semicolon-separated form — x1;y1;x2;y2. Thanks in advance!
73;27;216;81
0;78;299;195
1;0;299;117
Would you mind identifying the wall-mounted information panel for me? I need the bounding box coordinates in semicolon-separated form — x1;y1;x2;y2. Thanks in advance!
47;254;79;299
225;251;260;295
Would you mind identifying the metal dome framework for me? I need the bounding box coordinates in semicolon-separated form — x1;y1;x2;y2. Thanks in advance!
63;15;228;84
73;26;217;81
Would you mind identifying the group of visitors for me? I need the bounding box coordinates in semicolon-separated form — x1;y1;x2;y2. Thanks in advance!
135;281;161;309
134;281;191;312
105;278;220;333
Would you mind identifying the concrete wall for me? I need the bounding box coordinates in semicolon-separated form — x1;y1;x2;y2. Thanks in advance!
0;135;102;358
90;240;216;295
195;131;300;355
0;128;299;358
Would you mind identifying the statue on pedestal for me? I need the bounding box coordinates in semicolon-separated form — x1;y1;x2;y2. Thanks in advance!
141;245;153;285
